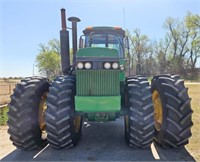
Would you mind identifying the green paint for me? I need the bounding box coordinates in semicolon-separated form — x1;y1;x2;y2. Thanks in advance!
120;72;125;81
119;59;126;81
76;47;119;57
75;96;121;112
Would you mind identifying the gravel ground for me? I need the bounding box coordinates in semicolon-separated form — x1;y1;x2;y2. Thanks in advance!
0;117;196;162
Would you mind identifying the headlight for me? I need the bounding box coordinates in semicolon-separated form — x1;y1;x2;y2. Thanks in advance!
120;65;125;71
112;62;119;69
85;62;92;69
77;62;84;69
104;62;111;69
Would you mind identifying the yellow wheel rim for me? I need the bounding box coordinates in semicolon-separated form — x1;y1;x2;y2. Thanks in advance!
38;92;48;132
74;116;81;133
152;90;163;131
125;115;129;131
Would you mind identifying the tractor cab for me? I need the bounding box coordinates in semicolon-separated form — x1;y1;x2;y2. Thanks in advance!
80;26;125;57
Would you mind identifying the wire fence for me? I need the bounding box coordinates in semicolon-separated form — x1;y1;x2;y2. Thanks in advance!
0;84;16;95
0;83;17;107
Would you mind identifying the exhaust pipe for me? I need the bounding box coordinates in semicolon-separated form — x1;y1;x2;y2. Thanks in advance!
68;17;81;64
60;8;70;75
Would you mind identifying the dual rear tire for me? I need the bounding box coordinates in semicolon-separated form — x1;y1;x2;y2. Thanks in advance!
125;75;193;148
7;76;82;150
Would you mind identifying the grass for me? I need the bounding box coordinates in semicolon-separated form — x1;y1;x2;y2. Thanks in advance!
0;106;8;125
185;83;200;161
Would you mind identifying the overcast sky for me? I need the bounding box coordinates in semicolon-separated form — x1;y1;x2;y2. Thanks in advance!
0;0;199;77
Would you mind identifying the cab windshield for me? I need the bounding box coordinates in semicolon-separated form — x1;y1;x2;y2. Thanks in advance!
85;33;124;57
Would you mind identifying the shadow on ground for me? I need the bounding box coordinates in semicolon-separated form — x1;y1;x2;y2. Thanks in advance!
1;118;196;161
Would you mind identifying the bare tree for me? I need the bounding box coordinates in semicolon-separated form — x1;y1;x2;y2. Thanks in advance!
185;12;200;78
127;29;154;76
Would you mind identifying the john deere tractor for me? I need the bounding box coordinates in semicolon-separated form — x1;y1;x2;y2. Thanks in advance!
7;9;193;150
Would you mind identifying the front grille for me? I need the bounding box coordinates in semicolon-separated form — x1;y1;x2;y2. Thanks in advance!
76;70;120;96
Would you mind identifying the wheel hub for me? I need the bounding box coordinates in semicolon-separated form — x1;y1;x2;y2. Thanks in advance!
38;92;48;138
74;116;81;133
152;90;163;131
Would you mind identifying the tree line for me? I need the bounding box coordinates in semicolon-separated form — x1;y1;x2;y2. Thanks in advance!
36;12;200;79
127;12;200;79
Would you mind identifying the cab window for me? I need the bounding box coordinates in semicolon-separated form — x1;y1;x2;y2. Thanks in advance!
85;33;124;57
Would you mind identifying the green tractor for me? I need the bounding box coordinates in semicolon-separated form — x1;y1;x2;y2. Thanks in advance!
7;8;193;150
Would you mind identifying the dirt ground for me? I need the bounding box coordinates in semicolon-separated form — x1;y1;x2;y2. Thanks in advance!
0;126;15;159
0;119;196;161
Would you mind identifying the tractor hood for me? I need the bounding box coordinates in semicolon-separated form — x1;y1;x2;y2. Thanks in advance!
76;47;119;57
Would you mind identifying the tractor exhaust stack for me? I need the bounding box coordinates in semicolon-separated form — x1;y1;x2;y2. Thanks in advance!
60;8;70;75
68;17;81;64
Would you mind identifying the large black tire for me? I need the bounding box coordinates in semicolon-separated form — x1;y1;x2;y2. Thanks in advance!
151;75;193;148
45;75;82;149
125;76;155;148
7;76;49;150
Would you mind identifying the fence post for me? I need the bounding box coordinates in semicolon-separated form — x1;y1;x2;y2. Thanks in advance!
9;85;11;95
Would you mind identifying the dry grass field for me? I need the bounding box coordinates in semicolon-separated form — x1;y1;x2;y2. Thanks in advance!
0;79;19;105
185;83;200;161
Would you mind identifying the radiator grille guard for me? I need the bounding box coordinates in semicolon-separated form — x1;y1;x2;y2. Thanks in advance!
76;70;120;96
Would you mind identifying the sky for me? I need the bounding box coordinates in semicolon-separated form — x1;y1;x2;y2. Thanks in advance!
0;0;200;77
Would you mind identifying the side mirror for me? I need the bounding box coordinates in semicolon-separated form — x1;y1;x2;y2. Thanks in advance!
79;36;84;49
124;36;130;50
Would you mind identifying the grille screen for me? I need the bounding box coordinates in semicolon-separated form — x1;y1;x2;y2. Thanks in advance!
76;70;120;96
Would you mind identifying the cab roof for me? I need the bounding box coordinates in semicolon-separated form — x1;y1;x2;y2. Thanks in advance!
83;26;125;37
